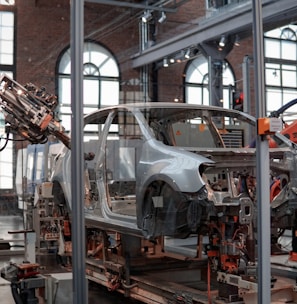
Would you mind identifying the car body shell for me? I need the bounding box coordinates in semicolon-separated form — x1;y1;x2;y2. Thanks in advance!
50;103;293;238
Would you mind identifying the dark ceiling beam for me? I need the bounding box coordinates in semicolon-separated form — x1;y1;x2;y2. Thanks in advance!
132;0;297;68
85;0;178;13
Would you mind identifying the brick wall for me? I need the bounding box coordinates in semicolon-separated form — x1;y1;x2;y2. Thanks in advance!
15;0;254;105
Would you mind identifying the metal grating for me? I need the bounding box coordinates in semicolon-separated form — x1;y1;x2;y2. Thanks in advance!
221;129;243;148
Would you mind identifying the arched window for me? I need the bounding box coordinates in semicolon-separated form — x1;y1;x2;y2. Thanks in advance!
265;25;297;121
185;55;235;108
0;8;15;190
57;41;120;131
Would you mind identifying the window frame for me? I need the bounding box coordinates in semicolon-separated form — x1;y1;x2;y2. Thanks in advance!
264;25;297;122
184;54;235;108
0;6;15;191
56;40;120;132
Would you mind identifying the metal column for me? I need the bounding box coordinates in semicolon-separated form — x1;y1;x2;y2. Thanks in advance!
252;1;271;303
70;0;88;303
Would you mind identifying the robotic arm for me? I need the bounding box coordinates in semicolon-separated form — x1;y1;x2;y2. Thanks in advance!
0;75;70;149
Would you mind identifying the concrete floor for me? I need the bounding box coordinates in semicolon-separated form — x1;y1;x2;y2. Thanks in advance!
0;215;141;304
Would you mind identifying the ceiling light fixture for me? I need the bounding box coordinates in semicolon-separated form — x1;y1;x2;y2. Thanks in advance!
142;11;153;23
184;48;191;59
163;58;169;67
158;11;167;24
219;35;226;48
234;35;240;47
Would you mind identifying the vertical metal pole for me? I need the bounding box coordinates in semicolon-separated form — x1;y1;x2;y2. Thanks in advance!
140;20;149;102
70;1;88;303
242;55;253;146
242;55;251;115
252;1;271;303
142;65;149;102
208;56;213;106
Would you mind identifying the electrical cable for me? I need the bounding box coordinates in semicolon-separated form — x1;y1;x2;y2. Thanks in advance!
0;132;9;151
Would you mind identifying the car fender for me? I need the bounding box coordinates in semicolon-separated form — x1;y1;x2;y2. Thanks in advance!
137;139;213;195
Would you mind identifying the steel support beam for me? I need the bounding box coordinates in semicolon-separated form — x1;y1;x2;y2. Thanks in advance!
132;0;297;68
252;1;271;303
70;0;88;303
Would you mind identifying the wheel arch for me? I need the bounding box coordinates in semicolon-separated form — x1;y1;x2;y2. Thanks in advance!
136;174;180;228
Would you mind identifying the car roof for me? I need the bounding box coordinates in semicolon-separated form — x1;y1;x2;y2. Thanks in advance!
84;102;256;125
80;102;296;149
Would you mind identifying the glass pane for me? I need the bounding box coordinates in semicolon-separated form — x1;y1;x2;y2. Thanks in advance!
59;79;72;132
265;28;281;38
265;39;280;58
101;81;119;106
283;90;297;105
58;75;71;129
281;40;296;60
0;71;13;78
0;40;13;53
186;86;205;105
59;50;71;73
1;12;14;25
0;12;14;65
266;89;282;113
282;69;296;87
84;79;99;106
0;0;15;4
222;89;230;108
0;54;13;65
1;27;13;39
85;51;106;67
265;63;280;86
60;114;71;132
0;5;14;189
186;57;208;83
202;87;210;105
84;107;98;115
99;58;119;77
59;78;71;104
0;139;13;189
222;66;235;86
60;105;72;114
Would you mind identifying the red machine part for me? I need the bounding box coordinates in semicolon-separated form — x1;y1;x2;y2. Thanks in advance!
16;263;40;280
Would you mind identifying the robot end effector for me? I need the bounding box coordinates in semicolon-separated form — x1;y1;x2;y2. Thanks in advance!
0;75;70;149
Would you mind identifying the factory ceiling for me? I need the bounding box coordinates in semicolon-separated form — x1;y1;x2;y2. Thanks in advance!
86;0;190;12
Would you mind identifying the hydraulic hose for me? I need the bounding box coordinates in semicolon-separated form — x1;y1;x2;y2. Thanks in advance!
270;98;297;118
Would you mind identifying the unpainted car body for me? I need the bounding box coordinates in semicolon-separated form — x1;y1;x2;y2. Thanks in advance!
50;102;293;239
